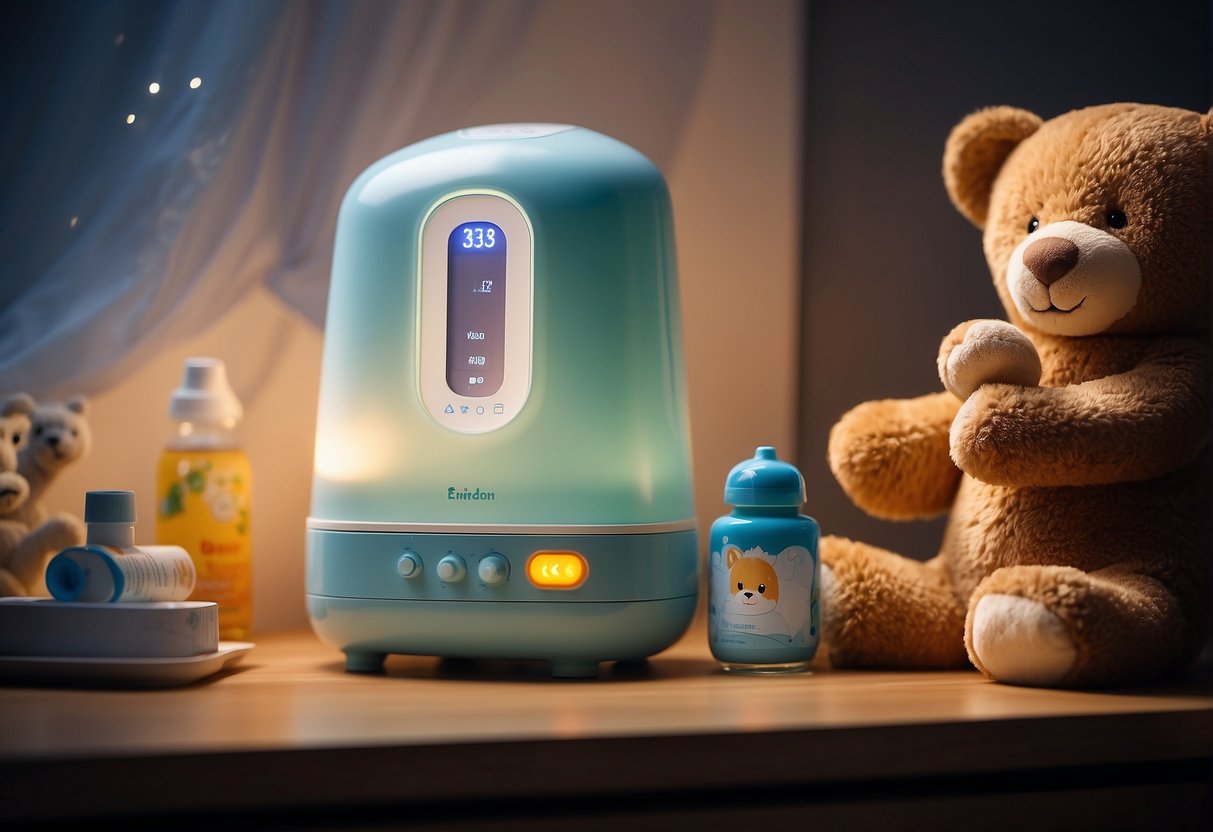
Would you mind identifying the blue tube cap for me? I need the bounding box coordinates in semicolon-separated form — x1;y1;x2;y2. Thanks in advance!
724;445;806;507
84;490;136;524
45;552;86;601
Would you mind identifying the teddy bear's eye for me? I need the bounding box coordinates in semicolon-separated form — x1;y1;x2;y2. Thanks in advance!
1107;209;1127;229
11;433;20;445
758;584;766;594
737;581;743;591
1027;217;1039;234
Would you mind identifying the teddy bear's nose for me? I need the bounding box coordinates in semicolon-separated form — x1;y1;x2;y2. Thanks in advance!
1023;237;1080;286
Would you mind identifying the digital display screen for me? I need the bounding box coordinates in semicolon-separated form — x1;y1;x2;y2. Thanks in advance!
446;222;506;397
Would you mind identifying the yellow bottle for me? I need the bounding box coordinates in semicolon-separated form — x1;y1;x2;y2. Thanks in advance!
156;357;252;640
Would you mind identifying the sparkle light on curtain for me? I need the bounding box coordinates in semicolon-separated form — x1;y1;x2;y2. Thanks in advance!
0;0;713;400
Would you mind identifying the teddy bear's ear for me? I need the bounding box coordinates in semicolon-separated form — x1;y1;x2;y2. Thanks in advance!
1;393;35;418
65;395;89;415
943;106;1043;228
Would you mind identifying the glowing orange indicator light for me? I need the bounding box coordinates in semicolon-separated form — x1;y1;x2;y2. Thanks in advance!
526;551;588;589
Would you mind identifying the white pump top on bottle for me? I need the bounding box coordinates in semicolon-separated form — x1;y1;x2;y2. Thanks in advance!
168;357;244;450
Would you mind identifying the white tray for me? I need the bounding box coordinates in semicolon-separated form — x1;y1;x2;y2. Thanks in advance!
0;597;219;658
0;641;254;688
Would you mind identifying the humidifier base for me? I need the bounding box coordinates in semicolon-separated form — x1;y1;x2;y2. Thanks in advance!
305;525;700;678
306;594;698;678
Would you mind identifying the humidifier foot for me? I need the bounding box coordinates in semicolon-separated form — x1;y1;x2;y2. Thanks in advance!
550;659;600;679
344;650;387;673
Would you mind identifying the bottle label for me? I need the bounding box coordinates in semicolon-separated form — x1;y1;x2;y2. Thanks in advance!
156;449;251;639
708;537;819;659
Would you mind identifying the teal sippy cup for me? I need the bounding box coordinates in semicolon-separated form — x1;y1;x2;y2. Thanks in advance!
708;446;820;674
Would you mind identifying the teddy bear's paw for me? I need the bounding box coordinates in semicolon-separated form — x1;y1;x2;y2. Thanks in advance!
819;562;838;636
970;593;1076;686
40;511;85;549
0;568;28;597
938;319;1041;400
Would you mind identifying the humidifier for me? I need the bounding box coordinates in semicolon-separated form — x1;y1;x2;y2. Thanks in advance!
306;123;698;677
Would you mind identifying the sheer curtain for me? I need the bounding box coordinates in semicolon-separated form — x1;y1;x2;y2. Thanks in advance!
0;0;713;400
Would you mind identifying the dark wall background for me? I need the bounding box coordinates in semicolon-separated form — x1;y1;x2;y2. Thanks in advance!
797;0;1211;559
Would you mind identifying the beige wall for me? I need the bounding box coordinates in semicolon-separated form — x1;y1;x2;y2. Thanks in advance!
43;1;803;633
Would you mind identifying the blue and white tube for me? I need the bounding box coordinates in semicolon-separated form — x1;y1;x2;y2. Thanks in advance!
44;490;196;603
46;544;196;603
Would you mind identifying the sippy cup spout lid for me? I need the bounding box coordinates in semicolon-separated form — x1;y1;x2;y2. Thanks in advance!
724;445;806;507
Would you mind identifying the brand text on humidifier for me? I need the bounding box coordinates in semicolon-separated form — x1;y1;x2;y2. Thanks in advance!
447;486;496;501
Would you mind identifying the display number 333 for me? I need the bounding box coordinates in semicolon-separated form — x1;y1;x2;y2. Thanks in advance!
462;226;496;248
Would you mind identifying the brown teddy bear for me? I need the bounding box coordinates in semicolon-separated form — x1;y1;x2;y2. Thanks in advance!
821;103;1209;688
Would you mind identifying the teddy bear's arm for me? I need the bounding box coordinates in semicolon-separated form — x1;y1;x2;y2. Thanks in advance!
0;520;27;568
828;392;963;519
950;343;1208;487
4;512;84;593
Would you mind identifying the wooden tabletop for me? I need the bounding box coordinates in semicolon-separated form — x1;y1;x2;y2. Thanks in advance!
2;616;1210;827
